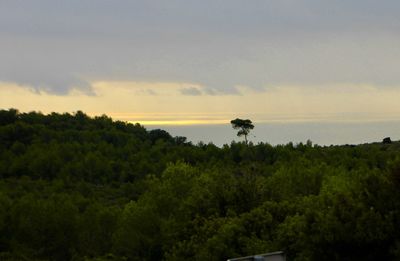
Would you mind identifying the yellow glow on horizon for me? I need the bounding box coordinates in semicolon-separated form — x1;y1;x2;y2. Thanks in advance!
129;119;229;126
2;81;400;125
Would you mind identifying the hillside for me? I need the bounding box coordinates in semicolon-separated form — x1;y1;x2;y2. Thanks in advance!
1;109;400;260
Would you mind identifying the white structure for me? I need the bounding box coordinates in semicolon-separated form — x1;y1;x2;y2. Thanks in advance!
227;251;286;261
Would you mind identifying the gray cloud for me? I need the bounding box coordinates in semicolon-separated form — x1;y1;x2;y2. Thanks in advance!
180;87;202;96
1;0;400;95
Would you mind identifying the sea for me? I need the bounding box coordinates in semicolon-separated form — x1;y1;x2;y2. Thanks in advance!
146;121;400;147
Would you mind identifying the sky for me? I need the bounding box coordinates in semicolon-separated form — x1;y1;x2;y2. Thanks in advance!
1;1;400;144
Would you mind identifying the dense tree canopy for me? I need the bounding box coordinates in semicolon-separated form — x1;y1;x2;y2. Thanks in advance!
0;109;400;260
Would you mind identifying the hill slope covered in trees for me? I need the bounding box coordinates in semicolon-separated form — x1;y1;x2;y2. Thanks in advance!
1;109;400;260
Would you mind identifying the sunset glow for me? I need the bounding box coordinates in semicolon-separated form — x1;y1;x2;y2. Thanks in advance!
2;81;400;126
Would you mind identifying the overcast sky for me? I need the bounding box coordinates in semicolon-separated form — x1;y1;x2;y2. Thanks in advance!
1;1;400;127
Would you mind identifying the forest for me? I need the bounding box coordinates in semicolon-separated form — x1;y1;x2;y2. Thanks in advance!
0;109;400;261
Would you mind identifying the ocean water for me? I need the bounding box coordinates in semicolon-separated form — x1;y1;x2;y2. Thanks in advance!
146;121;400;146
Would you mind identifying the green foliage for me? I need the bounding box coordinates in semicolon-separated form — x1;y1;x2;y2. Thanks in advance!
0;109;400;260
230;118;254;144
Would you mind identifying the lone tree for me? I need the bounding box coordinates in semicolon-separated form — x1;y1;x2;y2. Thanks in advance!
230;118;254;144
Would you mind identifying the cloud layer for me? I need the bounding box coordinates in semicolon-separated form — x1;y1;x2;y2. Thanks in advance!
2;81;400;126
1;1;400;94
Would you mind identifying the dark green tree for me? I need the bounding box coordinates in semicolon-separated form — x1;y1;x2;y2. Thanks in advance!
230;118;254;144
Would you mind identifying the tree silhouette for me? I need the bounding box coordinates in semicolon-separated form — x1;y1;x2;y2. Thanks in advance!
230;118;254;144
